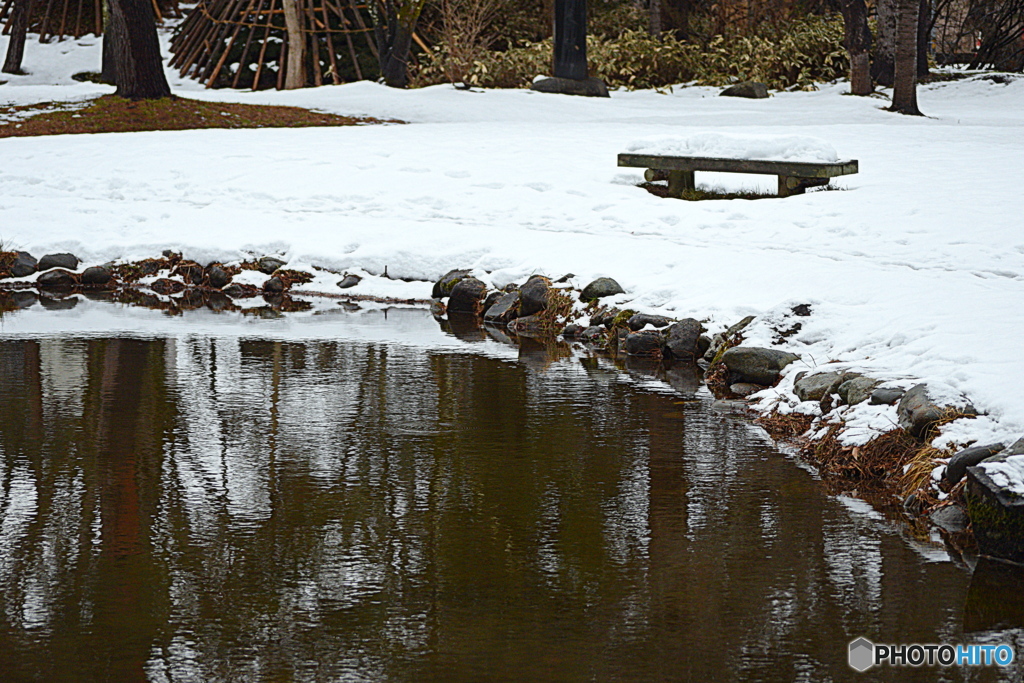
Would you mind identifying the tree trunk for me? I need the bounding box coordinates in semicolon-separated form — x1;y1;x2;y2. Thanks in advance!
109;0;171;99
101;0;120;85
554;0;587;79
917;0;931;78
838;0;872;95
649;0;662;36
282;0;307;89
891;0;923;115
873;0;896;87
373;0;424;88
663;0;690;40
2;0;31;75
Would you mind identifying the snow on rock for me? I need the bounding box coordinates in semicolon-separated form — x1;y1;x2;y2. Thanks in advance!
979;456;1024;497
625;132;840;162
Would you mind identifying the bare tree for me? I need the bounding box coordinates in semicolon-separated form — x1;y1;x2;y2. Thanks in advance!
372;0;429;87
435;0;499;84
891;0;923;114
1;0;32;75
838;0;872;95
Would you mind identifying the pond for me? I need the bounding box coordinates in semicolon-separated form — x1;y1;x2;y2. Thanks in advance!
0;301;1021;682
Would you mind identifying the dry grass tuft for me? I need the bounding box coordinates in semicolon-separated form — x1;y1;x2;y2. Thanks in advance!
898;445;947;498
803;426;922;483
756;411;815;439
532;287;579;334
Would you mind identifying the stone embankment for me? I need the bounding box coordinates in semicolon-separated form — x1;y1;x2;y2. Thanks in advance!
4;249;1023;567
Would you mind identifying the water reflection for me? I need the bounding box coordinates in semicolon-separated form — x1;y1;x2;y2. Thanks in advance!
0;332;1020;682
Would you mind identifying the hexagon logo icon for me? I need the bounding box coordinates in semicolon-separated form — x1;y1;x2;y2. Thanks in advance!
848;637;875;672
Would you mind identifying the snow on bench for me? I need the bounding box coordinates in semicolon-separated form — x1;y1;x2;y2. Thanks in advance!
618;132;858;198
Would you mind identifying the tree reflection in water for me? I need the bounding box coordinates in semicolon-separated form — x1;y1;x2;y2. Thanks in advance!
0;333;1019;682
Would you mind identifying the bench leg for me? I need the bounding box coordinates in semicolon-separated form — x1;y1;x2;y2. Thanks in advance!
778;175;799;197
778;176;829;197
667;170;695;198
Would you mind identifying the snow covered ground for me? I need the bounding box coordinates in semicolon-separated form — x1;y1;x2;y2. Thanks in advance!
3;33;1024;470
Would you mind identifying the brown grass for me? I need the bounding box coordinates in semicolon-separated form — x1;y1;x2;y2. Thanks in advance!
0;95;398;138
803;426;921;482
756;411;816;440
530;287;579;335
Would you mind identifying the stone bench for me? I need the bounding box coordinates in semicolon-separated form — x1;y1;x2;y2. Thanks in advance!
617;153;859;198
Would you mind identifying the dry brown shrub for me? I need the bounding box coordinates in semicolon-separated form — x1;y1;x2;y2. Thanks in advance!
756;411;815;439
803;426;921;482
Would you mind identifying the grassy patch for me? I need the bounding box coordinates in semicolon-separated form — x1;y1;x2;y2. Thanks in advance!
0;95;398;138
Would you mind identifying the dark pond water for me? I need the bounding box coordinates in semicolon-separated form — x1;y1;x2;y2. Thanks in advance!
0;303;1022;682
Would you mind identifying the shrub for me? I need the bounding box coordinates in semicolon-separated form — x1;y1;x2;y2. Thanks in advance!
411;13;847;91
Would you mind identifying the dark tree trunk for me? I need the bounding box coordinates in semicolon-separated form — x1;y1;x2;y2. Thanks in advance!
2;0;31;75
649;0;662;36
917;0;931;78
109;0;171;99
101;0;120;85
891;0;923;115
873;0;896;87
554;0;587;79
373;0;426;88
663;0;691;40
839;0;872;95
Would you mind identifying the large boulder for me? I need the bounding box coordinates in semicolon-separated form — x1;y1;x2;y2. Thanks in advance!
580;277;624;302
870;386;906;406
37;253;80;271
627;313;673;331
794;371;841;402
207;265;233;289
36;268;78;288
10;252;37;278
839;376;880;406
720;81;769;99
624;330;664;358
432;268;472;299
151;278;185;295
720;346;799;386
447;277;488;314
484;290;521;323
80;266;113;285
946;443;1006;486
897;384;974;438
530;76;610;97
519;276;550;316
172;261;205;285
257;256;286;275
966;454;1024;564
664;318;704;360
704;315;756;361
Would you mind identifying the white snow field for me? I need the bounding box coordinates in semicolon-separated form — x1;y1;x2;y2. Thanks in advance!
3;35;1024;473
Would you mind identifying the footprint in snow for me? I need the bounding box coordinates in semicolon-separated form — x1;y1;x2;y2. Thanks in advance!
444;170;471;179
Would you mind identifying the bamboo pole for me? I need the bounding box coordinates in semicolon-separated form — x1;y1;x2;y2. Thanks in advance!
230;0;265;88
